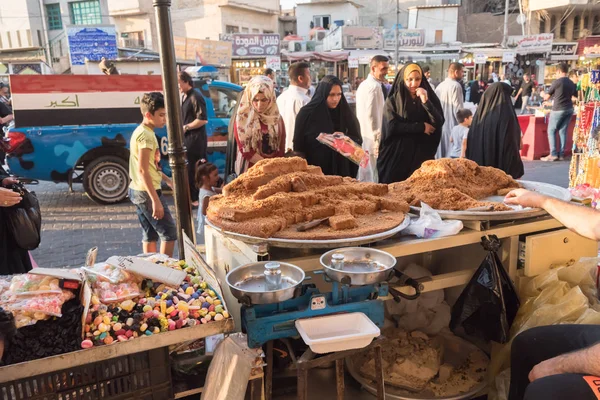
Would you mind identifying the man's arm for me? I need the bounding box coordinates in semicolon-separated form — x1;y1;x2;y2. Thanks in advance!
505;189;600;241
529;342;600;382
0;113;13;125
138;148;164;220
515;88;523;98
461;138;467;158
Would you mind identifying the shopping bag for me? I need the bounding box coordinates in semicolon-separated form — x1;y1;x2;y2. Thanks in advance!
450;235;520;344
4;183;42;250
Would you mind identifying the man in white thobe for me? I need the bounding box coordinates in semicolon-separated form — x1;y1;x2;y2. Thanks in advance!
435;63;465;159
356;55;390;182
276;62;312;152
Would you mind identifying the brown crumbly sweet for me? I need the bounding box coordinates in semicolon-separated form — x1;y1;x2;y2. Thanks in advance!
208;157;409;239
389;158;521;211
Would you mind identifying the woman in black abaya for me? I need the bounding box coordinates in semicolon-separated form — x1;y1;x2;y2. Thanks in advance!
466;82;524;179
294;75;362;177
377;63;444;184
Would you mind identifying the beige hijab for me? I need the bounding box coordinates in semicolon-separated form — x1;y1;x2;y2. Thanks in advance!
235;76;281;153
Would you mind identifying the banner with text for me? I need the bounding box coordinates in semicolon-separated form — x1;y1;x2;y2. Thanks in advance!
232;34;280;57
174;37;232;66
384;29;425;50
506;34;554;53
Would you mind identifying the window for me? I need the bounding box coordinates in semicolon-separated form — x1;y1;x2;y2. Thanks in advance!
573;15;580;39
241;27;249;33
46;4;63;30
37;30;42;47
121;31;145;48
209;86;239;119
559;18;566;38
539;17;545;33
263;30;274;34
225;25;239;34
594;16;600;35
550;15;556;32
313;15;331;29
584;16;589;30
252;28;260;33
435;30;443;44
69;1;102;25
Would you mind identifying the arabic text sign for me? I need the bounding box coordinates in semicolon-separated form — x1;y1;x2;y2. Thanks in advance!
232;34;280;57
584;44;600;56
384;29;425;49
174;37;232;66
348;56;359;69
502;52;516;63
67;26;118;66
506;34;554;52
474;53;488;64
265;56;281;70
551;43;578;55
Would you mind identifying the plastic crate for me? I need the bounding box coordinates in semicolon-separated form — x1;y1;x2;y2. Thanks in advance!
0;347;173;400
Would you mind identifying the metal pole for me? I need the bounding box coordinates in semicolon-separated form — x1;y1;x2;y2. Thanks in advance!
153;0;193;259
395;0;399;71
38;0;52;69
501;0;510;47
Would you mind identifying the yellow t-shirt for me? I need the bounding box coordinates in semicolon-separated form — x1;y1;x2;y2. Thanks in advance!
129;124;162;191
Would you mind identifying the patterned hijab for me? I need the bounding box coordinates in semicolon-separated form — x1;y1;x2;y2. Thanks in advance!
235;75;281;153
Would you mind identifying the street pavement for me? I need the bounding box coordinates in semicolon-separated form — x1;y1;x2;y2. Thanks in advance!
30;160;571;269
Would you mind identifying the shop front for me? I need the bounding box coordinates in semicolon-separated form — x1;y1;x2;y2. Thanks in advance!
229;33;281;86
279;50;349;87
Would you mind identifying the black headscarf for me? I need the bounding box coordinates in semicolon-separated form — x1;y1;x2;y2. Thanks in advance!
466;82;524;179
378;63;445;183
294;75;362;177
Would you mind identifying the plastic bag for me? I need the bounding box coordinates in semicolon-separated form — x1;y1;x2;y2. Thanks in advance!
93;281;142;303
82;263;132;284
9;291;74;319
4;183;41;250
403;203;463;239
9;274;62;296
201;333;263;400
450;236;520;344
317;133;369;168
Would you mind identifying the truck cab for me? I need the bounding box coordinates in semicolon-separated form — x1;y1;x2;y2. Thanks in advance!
4;75;241;204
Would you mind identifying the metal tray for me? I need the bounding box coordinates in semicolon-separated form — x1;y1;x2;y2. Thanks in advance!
346;333;488;400
320;247;397;285
410;180;571;221
206;216;411;249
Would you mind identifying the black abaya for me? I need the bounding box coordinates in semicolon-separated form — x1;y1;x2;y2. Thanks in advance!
294;76;362;177
377;64;445;184
0;168;32;275
466;82;524;179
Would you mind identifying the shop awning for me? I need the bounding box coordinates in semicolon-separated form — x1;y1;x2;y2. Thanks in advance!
395;51;461;62
281;50;349;62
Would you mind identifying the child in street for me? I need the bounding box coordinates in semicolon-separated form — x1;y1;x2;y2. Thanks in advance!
449;108;473;159
195;160;221;249
128;92;177;257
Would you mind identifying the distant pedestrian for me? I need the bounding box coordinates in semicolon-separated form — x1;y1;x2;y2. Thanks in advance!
435;62;465;159
356;55;389;182
513;73;535;115
178;71;208;208
195;160;221;248
541;63;577;162
469;77;483;105
265;68;280;97
276;62;311;152
0;85;11;111
466;83;524;179
128;92;177;257
449;108;473;159
423;65;435;90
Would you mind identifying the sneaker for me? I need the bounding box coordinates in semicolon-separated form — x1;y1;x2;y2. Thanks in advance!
541;155;558;162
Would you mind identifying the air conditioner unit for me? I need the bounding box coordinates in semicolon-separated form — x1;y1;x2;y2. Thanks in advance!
315;31;327;42
288;41;306;52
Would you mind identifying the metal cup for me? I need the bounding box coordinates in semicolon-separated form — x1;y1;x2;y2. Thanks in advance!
331;253;345;270
264;262;282;291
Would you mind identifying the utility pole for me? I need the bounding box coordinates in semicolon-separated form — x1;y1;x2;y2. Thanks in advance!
153;0;194;259
395;0;399;71
501;0;510;47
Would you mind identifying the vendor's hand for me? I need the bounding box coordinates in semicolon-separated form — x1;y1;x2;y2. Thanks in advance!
424;123;435;135
319;133;336;146
529;357;564;382
504;189;547;209
416;88;428;103
152;199;165;220
2;177;19;186
0;187;22;207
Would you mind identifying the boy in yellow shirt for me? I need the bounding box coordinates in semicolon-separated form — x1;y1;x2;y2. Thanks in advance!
129;92;177;256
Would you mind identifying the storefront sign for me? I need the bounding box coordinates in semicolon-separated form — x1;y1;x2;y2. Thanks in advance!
551;42;578;55
67;25;118;66
324;27;382;51
174;37;232;66
348;57;359;69
502;52;516;63
474;53;488;64
383;29;425;49
232;34;280;57
506;34;554;53
583;44;600;56
265;56;281;70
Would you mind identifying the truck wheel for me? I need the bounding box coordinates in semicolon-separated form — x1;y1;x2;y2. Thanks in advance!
83;156;129;205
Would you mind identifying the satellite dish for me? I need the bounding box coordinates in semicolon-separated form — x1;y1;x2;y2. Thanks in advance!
517;14;527;25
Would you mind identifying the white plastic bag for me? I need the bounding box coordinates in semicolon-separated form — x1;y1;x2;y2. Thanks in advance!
402;203;463;239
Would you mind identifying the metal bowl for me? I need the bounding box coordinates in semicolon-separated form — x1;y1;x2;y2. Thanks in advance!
226;262;305;305
320;248;397;286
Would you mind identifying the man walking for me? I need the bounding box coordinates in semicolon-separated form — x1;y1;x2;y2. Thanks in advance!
178;71;208;207
423;66;435;89
541;63;577;162
356;55;389;182
435;63;465;159
514;73;535;115
276;62;311;152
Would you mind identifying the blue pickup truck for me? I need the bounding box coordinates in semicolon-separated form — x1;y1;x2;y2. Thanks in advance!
4;75;241;204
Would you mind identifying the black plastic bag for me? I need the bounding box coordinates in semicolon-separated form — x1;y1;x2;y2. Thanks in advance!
4;183;42;250
450;235;520;344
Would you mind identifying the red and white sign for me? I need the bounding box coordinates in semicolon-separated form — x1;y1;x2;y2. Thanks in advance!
265;56;281;71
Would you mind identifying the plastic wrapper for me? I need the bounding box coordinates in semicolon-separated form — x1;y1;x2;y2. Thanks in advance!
9;274;63;296
82;263;134;284
317;132;369;168
9;290;75;321
201;333;263;400
93;281;142;303
403;203;463;239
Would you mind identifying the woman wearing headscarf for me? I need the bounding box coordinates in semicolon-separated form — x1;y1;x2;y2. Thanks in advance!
294;75;362;177
233;76;286;174
377;63;444;184
0;167;32;274
466;82;524;178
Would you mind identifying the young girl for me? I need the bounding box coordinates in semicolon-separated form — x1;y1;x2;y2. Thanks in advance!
195;160;221;248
